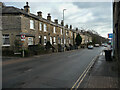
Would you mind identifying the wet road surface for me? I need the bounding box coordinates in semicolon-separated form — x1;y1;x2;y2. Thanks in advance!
3;47;104;88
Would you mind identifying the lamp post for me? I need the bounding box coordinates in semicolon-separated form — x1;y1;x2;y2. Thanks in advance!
63;9;66;51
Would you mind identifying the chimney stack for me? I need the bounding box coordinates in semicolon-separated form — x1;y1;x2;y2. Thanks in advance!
66;24;68;28
61;20;64;26
54;19;58;24
70;25;72;29
47;13;51;21
37;11;42;18
24;2;30;13
0;2;5;7
76;28;78;31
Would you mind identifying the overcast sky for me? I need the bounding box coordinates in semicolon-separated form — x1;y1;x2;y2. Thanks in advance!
3;1;113;38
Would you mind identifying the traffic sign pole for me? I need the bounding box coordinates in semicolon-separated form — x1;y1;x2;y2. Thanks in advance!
21;34;25;57
23;48;24;57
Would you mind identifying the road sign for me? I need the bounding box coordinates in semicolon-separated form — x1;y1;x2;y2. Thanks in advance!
21;34;25;39
21;39;25;42
108;33;113;39
21;34;25;42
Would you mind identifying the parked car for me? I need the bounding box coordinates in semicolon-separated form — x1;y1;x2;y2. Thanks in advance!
104;44;108;47
101;43;105;46
94;44;100;47
88;45;94;49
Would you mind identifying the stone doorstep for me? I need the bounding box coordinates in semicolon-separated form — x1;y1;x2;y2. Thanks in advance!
85;76;118;88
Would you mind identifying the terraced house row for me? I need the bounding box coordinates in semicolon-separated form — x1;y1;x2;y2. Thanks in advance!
1;2;92;52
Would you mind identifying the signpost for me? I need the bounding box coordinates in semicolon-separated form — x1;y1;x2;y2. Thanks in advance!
21;34;25;57
108;33;113;39
21;34;25;41
108;33;113;46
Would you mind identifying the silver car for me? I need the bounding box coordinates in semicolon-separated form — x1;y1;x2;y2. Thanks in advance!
88;45;94;49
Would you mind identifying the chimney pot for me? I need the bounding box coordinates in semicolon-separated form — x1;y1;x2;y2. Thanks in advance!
24;2;30;13
48;13;50;16
47;13;51;21
54;19;58;24
37;11;42;18
26;2;28;6
76;28;78;31
66;24;68;28
61;20;64;26
0;2;5;7
70;25;72;29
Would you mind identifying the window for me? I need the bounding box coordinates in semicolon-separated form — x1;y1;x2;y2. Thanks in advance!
30;20;34;29
61;29;62;35
28;37;33;45
39;36;42;44
66;30;68;36
50;37;52;44
39;22;42;31
61;38;63;44
71;32;72;37
2;34;10;46
64;39;66;44
44;24;47;32
53;37;56;45
53;27;56;33
67;39;68;44
44;36;47;45
69;38;71;44
58;37;60;44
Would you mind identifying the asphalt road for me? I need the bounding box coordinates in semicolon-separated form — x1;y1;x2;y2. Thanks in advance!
3;47;104;88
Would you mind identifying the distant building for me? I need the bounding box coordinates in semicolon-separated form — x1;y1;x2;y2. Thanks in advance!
76;29;92;45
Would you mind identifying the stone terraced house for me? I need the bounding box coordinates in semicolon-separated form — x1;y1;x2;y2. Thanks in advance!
1;2;76;52
1;2;92;52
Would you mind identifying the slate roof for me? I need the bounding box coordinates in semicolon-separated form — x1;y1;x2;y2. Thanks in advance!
2;5;77;32
2;6;65;28
2;6;30;16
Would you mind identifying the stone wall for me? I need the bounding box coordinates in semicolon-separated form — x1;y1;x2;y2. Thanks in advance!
113;2;120;61
2;15;21;50
2;15;21;31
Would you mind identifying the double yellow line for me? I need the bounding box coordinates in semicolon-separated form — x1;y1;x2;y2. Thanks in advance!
71;55;99;90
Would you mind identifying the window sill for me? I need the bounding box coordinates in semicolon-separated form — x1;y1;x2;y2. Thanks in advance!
28;44;33;46
2;45;10;47
30;29;35;30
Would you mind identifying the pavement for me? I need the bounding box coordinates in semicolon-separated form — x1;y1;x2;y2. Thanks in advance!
80;52;119;88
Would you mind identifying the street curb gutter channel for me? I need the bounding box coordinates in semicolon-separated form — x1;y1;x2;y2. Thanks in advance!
3;49;82;66
71;52;101;90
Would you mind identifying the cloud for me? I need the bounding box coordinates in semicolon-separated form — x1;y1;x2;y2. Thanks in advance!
4;2;113;38
72;2;112;9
